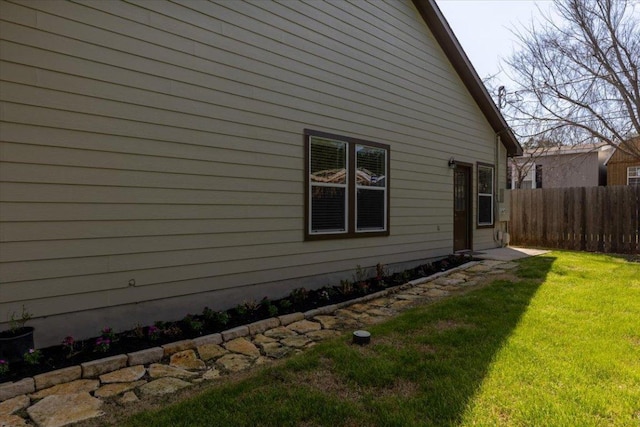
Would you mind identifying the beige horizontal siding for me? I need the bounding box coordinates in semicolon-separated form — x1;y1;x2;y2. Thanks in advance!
2;103;298;157
1;1;490;150
0;0;501;339
4;242;452;323
0;202;296;222
0;219;298;242
0;57;489;159
0;123;300;167
2;236;450;302
0;183;300;205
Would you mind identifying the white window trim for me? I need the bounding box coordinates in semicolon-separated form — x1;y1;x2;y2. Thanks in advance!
478;164;495;226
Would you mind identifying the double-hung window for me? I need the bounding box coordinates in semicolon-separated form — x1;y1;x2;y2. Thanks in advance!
305;129;389;239
477;163;494;227
628;166;640;185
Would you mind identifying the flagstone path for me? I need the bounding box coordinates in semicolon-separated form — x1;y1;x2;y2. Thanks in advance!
0;259;519;427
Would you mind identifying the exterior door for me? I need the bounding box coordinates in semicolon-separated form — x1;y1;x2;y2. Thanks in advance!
453;165;472;251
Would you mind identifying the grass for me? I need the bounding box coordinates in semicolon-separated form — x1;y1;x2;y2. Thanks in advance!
123;251;640;427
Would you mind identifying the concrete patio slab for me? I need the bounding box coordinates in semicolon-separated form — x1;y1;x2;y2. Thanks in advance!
472;246;550;261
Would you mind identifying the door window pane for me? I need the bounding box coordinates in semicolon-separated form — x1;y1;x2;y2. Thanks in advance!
455;170;466;212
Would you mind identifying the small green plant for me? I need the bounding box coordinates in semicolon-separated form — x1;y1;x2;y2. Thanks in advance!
279;299;292;311
376;262;388;280
354;264;368;283
147;325;161;341
23;348;42;365
202;306;214;320
355;280;370;294
290;287;309;305
267;304;279;317
101;327;116;341
61;336;76;358
261;297;279;317
94;326;116;352
338;279;353;295
235;304;247;317
319;289;331;301
203;307;230;325
166;326;182;337
155;321;182;338
132;324;145;339
94;337;111;353
242;299;261;313
153;320;168;329
182;314;204;333
0;359;9;376
8;305;32;333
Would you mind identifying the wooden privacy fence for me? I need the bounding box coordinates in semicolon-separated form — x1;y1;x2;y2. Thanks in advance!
509;186;640;254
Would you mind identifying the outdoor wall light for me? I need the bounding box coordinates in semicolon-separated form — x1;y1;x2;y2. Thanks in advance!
448;157;456;169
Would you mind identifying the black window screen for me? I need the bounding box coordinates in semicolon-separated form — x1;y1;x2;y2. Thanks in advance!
357;189;385;230
311;187;346;232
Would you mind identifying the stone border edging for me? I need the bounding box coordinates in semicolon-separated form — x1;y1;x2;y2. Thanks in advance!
0;261;480;402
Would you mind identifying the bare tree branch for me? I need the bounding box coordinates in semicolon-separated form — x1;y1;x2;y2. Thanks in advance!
499;0;640;160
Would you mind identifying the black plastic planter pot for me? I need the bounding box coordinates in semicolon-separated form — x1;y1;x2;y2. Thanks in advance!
0;326;35;363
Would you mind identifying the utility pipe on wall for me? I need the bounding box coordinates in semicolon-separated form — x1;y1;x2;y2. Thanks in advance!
493;133;501;245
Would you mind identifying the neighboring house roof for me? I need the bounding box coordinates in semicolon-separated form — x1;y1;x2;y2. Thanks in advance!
413;0;523;157
518;143;612;159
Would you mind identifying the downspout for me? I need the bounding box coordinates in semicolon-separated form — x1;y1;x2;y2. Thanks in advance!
494;133;502;246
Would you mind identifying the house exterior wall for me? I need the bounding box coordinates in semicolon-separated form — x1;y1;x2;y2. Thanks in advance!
0;0;506;345
534;152;602;188
509;148;610;189
607;139;640;185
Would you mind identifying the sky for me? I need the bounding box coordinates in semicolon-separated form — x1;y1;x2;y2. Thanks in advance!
435;0;555;88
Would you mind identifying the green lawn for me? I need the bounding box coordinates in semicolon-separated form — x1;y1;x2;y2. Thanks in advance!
125;251;640;426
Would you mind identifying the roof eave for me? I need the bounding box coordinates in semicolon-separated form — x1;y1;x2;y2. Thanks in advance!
412;0;523;156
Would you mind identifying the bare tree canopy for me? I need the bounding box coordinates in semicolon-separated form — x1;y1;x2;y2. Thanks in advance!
503;0;640;159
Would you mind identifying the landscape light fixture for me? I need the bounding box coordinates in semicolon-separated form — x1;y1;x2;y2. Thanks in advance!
352;330;371;345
